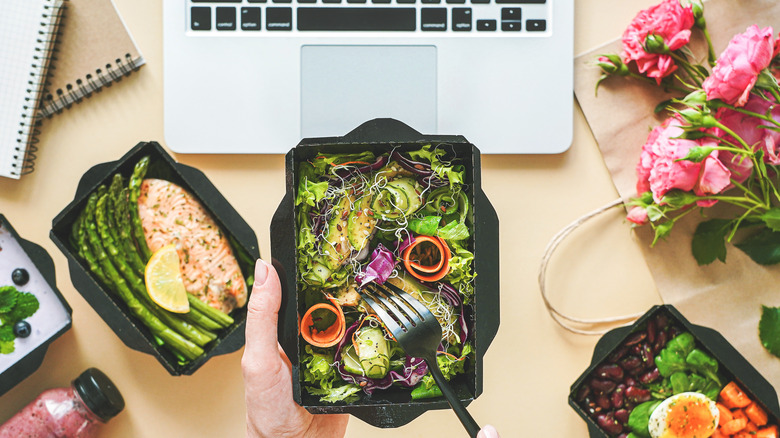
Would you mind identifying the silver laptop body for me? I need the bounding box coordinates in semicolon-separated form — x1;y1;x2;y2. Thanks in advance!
163;0;573;154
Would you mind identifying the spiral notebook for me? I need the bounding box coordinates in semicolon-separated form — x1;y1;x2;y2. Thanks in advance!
39;0;145;117
0;0;64;179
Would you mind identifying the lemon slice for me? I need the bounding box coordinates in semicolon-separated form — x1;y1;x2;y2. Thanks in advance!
145;244;190;313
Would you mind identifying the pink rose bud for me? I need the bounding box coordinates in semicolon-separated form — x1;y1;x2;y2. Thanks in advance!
627;207;649;225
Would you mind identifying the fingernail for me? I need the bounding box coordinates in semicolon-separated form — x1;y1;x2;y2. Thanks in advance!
481;425;499;438
253;259;269;288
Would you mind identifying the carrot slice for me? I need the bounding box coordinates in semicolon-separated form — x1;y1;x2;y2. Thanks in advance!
756;425;779;438
300;296;346;348
746;402;769;427
721;418;748;435
716;403;733;426
720;382;753;409
402;235;451;282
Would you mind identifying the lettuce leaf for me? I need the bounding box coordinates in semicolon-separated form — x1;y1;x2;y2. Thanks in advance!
310;152;376;176
437;222;470;241
407;145;464;189
302;345;337;390
295;178;329;208
446;240;475;303
305;384;363;404
420;342;473;390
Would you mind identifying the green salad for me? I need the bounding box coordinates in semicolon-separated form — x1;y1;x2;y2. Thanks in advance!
295;145;476;403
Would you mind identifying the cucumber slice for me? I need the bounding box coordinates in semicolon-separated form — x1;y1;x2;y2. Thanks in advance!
387;178;423;215
341;344;363;375
347;196;376;252
372;186;409;219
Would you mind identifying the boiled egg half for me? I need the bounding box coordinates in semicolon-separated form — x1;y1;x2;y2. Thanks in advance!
648;392;720;438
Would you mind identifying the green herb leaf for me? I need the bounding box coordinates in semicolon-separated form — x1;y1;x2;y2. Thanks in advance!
0;324;14;342
759;305;780;358
0;339;14;355
735;227;780;265
0;286;18;313
691;219;730;265
6;292;39;322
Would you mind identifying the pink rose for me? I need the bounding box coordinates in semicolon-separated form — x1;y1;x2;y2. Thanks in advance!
627;207;649;225
703;25;775;107
622;0;694;84
636;116;735;206
716;93;780;165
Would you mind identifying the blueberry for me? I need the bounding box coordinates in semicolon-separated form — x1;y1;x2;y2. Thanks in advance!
13;321;31;338
12;268;29;286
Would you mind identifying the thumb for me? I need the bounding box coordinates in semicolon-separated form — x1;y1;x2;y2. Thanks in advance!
243;258;283;366
477;425;500;438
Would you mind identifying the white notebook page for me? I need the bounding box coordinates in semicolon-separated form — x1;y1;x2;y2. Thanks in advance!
0;0;62;179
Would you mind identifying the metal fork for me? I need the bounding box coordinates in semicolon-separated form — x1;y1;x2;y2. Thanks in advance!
361;281;481;437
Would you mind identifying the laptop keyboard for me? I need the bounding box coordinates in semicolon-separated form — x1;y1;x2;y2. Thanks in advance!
188;0;550;34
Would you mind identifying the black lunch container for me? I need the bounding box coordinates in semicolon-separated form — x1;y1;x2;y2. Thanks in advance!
270;118;500;427
50;141;259;375
0;214;72;396
569;304;780;437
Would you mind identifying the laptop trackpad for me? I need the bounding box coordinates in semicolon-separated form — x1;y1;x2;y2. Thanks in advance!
301;45;437;138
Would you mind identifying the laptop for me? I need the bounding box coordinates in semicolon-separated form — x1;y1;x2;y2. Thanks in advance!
163;0;573;154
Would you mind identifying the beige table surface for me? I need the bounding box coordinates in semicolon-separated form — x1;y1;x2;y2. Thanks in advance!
0;0;669;436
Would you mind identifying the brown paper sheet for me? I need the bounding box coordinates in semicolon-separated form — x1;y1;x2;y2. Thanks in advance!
574;0;780;387
39;0;143;117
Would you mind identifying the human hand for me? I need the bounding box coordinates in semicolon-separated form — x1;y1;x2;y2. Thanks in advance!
242;259;349;438
477;425;500;438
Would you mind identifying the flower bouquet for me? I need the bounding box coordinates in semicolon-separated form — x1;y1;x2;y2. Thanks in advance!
594;0;780;358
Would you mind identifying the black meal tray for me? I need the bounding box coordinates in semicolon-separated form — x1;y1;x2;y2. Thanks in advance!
270;118;500;427
50;141;260;375
0;214;72;396
569;304;780;437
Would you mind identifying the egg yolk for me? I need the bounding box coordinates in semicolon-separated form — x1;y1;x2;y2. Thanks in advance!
662;395;717;438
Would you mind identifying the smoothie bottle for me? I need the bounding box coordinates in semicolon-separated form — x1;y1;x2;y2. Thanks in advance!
0;368;124;438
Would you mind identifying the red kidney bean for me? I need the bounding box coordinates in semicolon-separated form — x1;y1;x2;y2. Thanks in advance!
625;386;651;403
590;378;617;394
640;344;655;368
614;409;630;425
647;318;656;344
596;394;611;411
639;368;660;385
582;396;598;417
607;345;629;363
624;377;637;387
597;412;623;435
624;332;647;346
619;355;642;371
595;364;625;382
653;330;668;354
655;313;669;331
611;385;625;409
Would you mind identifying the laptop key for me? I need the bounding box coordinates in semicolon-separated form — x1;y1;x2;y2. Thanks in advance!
421;8;446;31
322;0;342;4
397;0;417;3
421;0;441;5
526;19;546;31
501;21;521;31
190;7;211;30
471;0;490;3
247;0;267;2
216;7;236;30
347;0;367;4
496;0;544;3
501;7;521;20
372;0;392;4
452;8;471;31
298;0;317;3
191;0;239;2
241;7;261;30
446;0;466;4
476;19;496;31
297;8;415;31
267;7;292;30
272;0;293;4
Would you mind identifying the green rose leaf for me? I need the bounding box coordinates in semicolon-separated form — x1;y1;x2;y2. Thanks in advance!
662;190;699;209
735;227;780;265
691;219;730;265
760;208;780;232
759;306;780;358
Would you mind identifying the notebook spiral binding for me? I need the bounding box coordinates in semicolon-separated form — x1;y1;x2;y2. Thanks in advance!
12;1;61;177
38;4;143;119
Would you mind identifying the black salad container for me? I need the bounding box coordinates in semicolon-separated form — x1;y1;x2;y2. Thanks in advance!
569;304;780;437
50;141;259;375
270;118;500;427
0;215;72;396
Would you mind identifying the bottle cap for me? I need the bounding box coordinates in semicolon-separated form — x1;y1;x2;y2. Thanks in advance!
73;368;125;422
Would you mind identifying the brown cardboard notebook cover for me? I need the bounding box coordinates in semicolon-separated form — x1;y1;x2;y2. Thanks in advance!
574;0;780;387
39;0;144;117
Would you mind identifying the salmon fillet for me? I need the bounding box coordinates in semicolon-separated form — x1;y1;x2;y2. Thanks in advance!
138;178;247;314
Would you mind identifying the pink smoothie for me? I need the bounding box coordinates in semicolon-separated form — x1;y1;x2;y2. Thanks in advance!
0;386;102;438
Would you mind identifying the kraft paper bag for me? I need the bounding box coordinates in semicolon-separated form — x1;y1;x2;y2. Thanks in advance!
574;0;780;387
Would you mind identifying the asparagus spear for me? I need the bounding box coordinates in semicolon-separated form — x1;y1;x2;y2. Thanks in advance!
72;209;109;285
128;156;152;261
110;175;146;278
84;193;204;360
96;193;215;348
187;294;234;328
